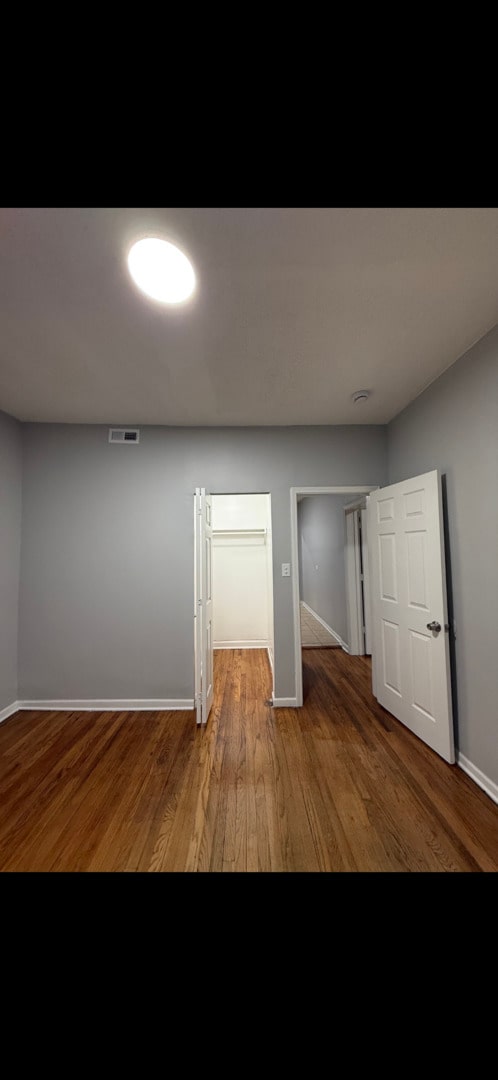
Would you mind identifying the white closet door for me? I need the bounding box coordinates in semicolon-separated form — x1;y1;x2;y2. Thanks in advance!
194;488;213;726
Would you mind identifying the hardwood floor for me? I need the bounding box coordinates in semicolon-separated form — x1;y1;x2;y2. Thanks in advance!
1;648;498;871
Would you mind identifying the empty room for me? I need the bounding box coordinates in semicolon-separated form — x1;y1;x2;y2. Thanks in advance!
1;206;497;872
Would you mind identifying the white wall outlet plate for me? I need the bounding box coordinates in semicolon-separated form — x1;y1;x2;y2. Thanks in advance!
282;563;290;577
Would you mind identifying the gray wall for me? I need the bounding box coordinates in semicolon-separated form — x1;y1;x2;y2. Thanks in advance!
19;425;387;701
0;410;22;710
298;496;348;643
388;323;498;786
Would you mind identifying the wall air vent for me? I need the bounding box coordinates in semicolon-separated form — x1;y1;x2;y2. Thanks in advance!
108;428;140;444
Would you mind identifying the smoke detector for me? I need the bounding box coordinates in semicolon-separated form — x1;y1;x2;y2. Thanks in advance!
352;390;370;403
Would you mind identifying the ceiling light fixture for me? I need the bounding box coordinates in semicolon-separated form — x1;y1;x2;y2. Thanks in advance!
127;237;196;304
352;390;370;403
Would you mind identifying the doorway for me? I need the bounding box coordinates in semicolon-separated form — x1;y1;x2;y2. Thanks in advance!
290;486;376;707
297;492;371;655
211;494;274;665
194;490;274;725
297;493;350;651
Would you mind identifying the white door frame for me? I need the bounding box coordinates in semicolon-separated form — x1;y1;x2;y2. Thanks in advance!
196;489;275;705
361;506;372;655
290;486;377;707
343;499;372;656
345;507;364;655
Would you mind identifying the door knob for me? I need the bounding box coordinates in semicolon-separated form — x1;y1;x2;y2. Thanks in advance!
426;621;441;632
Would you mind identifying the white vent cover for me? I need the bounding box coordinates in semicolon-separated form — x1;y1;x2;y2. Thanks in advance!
108;428;140;444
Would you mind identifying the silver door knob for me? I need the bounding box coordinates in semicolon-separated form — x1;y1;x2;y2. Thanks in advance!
426;621;441;632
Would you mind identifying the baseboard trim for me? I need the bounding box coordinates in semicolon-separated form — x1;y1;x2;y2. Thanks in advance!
0;701;21;724
214;641;269;649
272;697;298;708
457;753;498;805
300;601;348;651
267;647;274;673
17;699;194;712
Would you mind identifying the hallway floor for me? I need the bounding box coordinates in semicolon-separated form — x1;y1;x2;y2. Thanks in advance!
300;602;341;647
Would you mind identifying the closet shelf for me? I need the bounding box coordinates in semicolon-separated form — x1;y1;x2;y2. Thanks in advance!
213;528;267;535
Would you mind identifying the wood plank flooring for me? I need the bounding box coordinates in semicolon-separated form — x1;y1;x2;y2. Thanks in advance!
1;648;498;871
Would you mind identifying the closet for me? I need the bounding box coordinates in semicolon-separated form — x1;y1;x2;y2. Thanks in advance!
211;494;274;669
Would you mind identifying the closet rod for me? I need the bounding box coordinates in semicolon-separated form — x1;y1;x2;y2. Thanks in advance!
212;528;267;535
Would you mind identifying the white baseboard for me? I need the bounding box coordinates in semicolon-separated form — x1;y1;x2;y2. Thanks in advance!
457;753;498;805
272;697;298;708
300;601;348;651
267;647;274;673
214;641;269;649
17;698;194;712
0;700;21;724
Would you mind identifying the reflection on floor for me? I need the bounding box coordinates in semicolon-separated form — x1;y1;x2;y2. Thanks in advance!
300;602;341;648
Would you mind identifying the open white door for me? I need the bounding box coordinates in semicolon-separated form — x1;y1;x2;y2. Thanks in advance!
194;488;214;726
369;470;454;763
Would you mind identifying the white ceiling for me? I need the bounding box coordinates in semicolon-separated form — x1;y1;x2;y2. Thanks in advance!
1;206;498;426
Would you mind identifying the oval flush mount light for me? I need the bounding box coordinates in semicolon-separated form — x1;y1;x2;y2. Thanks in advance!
127;237;196;304
352;390;370;403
